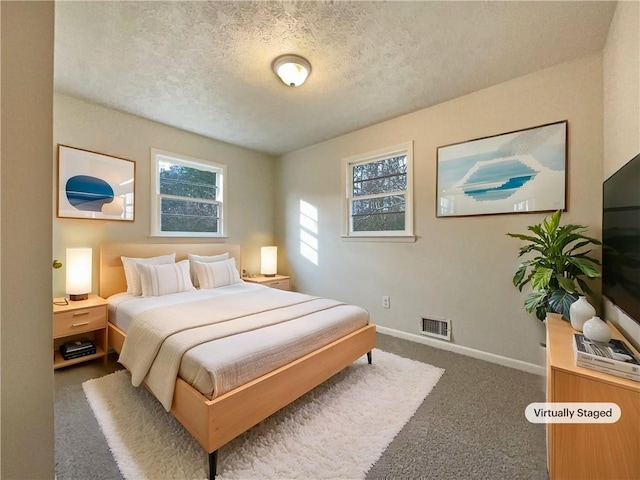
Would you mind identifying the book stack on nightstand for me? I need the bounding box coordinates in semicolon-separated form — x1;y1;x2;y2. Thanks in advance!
243;274;291;291
53;294;108;369
59;338;96;360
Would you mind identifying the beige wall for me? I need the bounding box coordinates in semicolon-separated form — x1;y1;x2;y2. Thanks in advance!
1;2;55;478
276;54;604;367
53;94;277;296
603;1;640;348
603;1;640;180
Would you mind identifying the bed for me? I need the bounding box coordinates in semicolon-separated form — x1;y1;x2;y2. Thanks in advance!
99;243;376;479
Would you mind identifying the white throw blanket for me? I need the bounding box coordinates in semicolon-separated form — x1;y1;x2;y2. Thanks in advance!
119;288;343;411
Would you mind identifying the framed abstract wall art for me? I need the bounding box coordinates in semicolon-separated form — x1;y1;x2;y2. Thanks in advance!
57;145;135;221
436;120;567;217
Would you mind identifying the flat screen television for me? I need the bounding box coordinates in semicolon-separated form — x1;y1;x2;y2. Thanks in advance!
602;152;640;325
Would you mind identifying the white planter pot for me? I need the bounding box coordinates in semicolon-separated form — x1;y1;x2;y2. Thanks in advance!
583;316;612;343
569;296;596;332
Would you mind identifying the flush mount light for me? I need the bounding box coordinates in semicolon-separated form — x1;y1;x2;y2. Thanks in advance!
272;54;311;87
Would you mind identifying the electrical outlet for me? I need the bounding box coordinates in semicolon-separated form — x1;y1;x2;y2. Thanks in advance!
382;296;390;309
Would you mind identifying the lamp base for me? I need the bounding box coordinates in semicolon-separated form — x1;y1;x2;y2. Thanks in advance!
69;293;89;301
263;274;276;277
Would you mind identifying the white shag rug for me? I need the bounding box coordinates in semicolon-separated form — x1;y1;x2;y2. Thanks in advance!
83;349;444;480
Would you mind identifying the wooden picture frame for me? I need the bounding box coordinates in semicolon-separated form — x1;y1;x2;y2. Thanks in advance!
57;144;135;221
436;120;567;217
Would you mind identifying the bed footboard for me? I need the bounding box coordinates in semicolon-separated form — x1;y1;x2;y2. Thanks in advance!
174;323;376;478
109;320;376;479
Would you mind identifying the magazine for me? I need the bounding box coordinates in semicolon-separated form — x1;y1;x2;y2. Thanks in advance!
573;334;640;375
576;359;640;382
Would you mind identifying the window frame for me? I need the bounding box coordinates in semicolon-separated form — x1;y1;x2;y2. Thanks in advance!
341;141;415;241
150;148;227;238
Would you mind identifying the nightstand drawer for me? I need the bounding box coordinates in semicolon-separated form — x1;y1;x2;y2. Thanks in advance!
53;306;107;338
265;279;290;290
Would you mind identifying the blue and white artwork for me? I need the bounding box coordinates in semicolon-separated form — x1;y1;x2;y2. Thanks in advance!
65;175;114;211
58;145;135;221
436;121;566;217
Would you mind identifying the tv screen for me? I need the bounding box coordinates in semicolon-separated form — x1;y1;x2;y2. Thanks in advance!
602;153;640;324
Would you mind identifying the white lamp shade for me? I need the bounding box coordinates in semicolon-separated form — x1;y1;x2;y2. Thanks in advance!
261;246;278;276
66;248;92;299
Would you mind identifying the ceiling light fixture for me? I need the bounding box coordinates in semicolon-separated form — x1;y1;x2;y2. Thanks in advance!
272;54;311;87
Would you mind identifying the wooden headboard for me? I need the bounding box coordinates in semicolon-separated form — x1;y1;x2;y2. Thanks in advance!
99;243;242;298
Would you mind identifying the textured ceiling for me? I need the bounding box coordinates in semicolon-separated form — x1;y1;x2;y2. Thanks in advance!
54;1;616;156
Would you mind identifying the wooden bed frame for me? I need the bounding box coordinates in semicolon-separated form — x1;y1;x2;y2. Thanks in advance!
99;243;376;479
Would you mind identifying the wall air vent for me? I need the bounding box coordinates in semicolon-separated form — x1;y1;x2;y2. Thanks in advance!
421;317;451;341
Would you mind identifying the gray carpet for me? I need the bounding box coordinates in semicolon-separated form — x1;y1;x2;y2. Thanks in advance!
54;333;547;479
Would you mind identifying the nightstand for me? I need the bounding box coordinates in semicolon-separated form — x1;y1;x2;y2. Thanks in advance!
243;274;291;291
53;294;108;369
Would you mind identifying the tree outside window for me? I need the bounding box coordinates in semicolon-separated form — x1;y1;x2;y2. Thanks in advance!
151;150;226;237
343;143;414;238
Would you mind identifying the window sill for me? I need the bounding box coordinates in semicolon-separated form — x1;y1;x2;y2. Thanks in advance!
340;234;416;243
148;234;229;240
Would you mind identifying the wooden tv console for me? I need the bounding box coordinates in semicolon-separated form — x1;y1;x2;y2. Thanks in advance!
546;314;640;479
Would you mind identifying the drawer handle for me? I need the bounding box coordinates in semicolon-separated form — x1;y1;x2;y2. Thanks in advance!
71;321;90;328
72;311;90;317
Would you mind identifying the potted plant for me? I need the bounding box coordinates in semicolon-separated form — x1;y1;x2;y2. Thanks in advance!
507;210;601;321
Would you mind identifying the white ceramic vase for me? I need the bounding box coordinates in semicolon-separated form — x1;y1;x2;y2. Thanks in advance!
583;316;612;343
569;296;596;332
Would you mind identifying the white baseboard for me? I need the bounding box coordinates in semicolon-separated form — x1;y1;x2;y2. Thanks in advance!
375;325;546;376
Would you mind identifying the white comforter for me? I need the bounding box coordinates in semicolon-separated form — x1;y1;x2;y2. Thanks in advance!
118;286;368;411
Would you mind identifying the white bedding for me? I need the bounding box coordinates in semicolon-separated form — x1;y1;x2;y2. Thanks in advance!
108;282;263;332
110;283;369;411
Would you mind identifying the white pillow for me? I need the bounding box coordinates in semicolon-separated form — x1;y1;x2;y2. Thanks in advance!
187;252;229;287
121;253;176;296
193;258;242;289
137;260;195;297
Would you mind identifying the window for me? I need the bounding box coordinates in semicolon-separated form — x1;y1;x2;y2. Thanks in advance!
342;142;414;239
150;149;226;237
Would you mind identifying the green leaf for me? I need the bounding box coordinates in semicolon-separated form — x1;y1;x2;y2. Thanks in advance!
573;252;602;266
566;240;593;254
518;271;536;291
556;232;583;250
513;264;527;287
556;276;576;293
576;277;594;296
528;224;547;244
506;233;543;244
544;210;562;236
566;231;601;246
548;290;579;321
518;244;538;257
532;267;552;290
567;257;601;278
524;290;548;313
535;305;548;321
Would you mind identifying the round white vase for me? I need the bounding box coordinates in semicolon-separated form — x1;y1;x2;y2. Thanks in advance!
569;296;596;332
583;316;612;343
